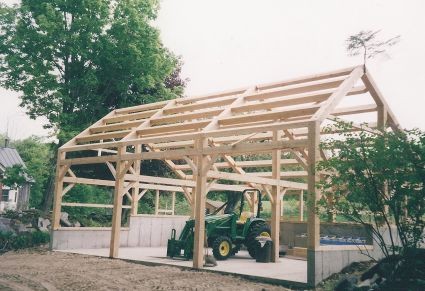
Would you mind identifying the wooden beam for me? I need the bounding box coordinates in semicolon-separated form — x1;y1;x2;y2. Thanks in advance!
307;121;321;285
109;147;126;258
61;138;308;166
312;66;364;122
299;190;304;222
131;145;141;215
219;104;320;126
271;130;281;262
232;86;367;114
361;69;400;130
173;159;299;170
155;189;160;215
61;202;131;209
52;151;66;230
193;138;208;269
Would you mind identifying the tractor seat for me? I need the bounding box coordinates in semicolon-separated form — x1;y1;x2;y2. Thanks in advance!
237;211;253;224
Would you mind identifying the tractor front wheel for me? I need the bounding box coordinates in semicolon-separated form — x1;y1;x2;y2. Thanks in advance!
245;222;271;259
212;236;232;260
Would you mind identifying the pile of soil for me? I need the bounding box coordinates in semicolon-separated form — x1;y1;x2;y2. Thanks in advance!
0;248;292;290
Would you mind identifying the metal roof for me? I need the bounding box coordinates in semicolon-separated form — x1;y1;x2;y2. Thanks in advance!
0;147;26;169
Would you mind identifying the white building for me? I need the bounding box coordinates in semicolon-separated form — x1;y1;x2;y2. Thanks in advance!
0;146;32;213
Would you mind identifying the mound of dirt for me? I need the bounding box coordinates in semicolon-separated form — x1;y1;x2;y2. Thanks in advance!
0;247;293;290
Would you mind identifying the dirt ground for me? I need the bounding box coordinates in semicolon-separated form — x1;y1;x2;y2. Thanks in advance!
0;248;293;291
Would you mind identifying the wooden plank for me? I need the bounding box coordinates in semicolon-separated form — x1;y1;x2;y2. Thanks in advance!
150;108;222;125
306;121;321;285
52;151;66;230
61;138;308;166
103;110;156;124
307;121;320;250
312;66;364;121
193;138;208;269
131;144;141;215
331;104;377;116
61;202;131;209
218;104;320;126
115;100;168;114
232;86;367;114
361;71;400;130
154;189;160;215
61;120;309;153
257;66;355;91
299;190;304;222
244;171;308;178
61;110;116;148
121;99;177;141
110;147;126;258
174;159;299;170
205;170;307;190
164;97;236;115
245;76;346;103
76;130;131;143
271;130;281;262
123;173;250;192
176;88;246;105
90;120;144;134
137;120;211;136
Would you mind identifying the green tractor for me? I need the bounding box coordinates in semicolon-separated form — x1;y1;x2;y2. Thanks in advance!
167;189;271;260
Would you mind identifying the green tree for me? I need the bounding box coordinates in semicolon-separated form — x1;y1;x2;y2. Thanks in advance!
2;164;27;189
346;30;400;66
13;136;52;208
317;123;425;259
0;1;185;211
0;0;183;144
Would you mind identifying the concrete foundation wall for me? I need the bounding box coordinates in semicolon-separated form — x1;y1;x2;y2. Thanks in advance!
127;215;189;247
310;226;401;285
279;221;373;248
51;227;130;250
51;215;189;250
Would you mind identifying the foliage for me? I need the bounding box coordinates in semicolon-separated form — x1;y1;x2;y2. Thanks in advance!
2;164;28;189
62;184;113;226
2;209;44;225
0;0;184;145
13;136;53;208
317;122;425;258
0;134;53;209
0;230;50;253
346;30;400;65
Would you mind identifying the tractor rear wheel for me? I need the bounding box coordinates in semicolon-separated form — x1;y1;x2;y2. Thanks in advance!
212;236;232;260
245;222;271;259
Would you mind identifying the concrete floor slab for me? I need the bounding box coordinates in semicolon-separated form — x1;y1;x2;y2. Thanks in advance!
57;247;307;285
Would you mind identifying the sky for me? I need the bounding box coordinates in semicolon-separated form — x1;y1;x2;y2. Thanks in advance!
1;0;425;139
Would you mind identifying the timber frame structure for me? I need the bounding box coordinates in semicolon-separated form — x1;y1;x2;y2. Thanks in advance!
52;66;399;285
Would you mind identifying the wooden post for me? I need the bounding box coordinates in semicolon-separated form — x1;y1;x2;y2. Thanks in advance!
193;138;208;269
109;147;126;258
171;191;176;215
307;121;321;285
52;151;66;230
155;189;160;215
299;190;304;222
377;106;387;129
271;130;281;262
131;144;141;215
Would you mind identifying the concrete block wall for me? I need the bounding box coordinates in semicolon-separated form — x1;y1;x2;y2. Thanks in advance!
127;214;189;247
51;227;130;250
51;214;189;250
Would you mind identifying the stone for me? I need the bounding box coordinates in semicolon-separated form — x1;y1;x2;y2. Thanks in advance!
60;212;72;227
37;217;51;232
